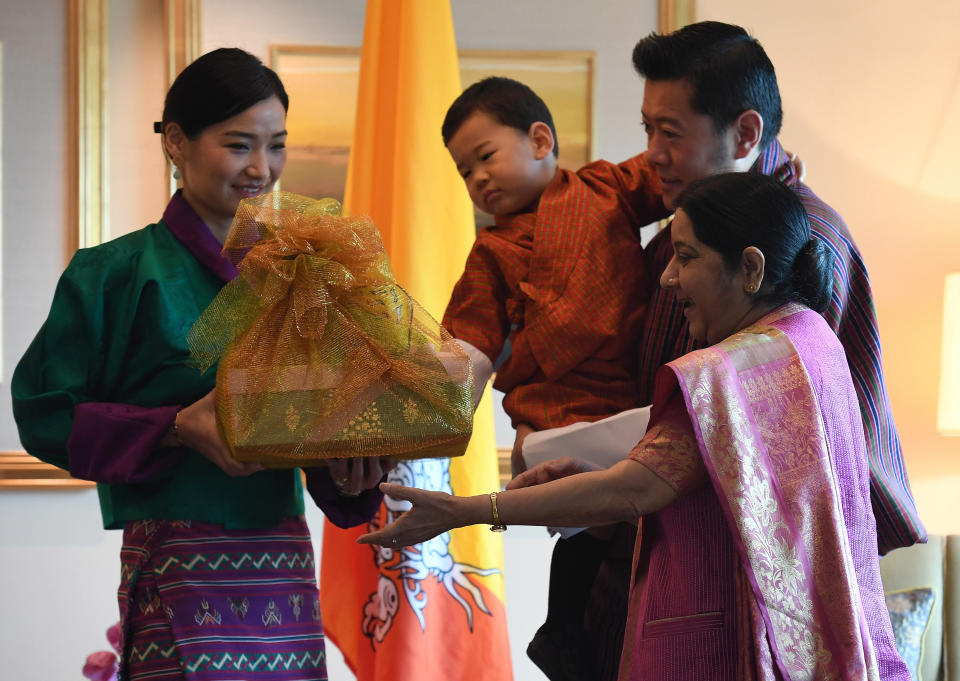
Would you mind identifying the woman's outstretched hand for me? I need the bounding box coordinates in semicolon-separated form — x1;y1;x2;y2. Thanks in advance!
357;482;459;547
176;390;263;477
507;457;602;490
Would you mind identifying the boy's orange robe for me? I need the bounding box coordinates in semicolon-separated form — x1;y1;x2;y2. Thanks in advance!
443;156;668;430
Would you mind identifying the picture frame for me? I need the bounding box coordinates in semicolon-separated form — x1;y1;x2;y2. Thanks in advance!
272;45;594;228
0;1;106;490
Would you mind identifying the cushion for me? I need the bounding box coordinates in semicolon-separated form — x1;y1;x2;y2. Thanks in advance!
880;536;945;681
886;587;936;681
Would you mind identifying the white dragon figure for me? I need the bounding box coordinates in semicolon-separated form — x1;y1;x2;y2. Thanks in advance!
360;457;501;647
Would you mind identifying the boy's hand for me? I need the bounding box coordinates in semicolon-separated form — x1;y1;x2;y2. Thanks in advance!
507;457;603;490
328;456;397;496
510;423;535;478
784;150;806;182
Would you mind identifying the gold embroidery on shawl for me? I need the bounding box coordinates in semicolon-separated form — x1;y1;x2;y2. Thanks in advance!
742;363;806;402
681;347;836;679
672;313;880;681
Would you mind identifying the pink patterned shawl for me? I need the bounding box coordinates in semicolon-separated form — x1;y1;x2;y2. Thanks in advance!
648;303;906;681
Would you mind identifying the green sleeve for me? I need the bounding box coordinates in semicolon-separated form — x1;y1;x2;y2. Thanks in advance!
11;244;135;467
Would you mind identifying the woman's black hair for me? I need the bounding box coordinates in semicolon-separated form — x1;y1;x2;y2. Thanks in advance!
674;172;834;313
155;47;289;139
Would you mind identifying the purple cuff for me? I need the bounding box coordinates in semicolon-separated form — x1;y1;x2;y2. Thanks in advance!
303;467;385;529
67;403;184;483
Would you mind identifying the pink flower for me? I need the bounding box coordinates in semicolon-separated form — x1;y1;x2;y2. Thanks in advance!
82;622;121;681
106;622;121;654
82;651;117;681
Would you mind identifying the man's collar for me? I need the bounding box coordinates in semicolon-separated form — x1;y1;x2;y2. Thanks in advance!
755;139;796;185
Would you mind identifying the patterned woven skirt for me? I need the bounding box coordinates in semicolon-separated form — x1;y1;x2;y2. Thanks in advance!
117;516;327;680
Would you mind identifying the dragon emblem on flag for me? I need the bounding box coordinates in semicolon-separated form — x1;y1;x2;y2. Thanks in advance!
360;458;501;648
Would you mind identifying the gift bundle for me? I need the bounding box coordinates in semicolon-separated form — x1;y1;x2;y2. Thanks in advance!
187;192;473;466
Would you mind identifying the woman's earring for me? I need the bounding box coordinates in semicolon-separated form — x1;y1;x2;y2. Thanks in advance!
745;282;758;294
172;166;182;180
172;156;184;181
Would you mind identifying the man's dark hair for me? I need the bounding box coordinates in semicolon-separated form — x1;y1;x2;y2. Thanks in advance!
441;76;559;157
632;21;782;149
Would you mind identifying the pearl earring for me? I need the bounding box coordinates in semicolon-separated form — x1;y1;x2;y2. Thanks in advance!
745;282;758;294
171;155;184;181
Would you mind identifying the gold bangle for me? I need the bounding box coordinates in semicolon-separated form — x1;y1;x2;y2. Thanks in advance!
489;491;507;532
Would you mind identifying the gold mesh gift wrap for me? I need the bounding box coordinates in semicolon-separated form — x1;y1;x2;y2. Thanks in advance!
187;192;473;465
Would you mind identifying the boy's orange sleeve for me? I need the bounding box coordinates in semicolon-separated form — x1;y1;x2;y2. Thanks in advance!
441;230;513;363
576;153;669;228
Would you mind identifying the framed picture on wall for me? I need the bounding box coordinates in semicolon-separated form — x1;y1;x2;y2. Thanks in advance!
271;46;594;227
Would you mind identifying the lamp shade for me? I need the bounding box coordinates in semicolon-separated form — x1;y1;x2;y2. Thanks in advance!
938;273;960;435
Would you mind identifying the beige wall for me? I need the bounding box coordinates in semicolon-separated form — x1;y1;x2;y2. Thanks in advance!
699;0;960;533
1;0;68;447
108;0;167;239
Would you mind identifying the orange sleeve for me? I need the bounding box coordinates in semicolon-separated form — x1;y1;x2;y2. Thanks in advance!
576;153;669;228
441;230;514;363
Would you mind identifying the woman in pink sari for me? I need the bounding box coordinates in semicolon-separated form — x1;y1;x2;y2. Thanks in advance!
359;172;909;680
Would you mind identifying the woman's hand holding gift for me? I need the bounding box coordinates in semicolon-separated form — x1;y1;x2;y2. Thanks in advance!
329;456;397;496
174;390;264;477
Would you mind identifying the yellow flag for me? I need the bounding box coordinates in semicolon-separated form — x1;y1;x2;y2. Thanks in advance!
320;2;512;679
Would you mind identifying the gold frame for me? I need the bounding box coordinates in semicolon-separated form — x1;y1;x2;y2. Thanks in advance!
659;0;696;33
1;0;206;490
67;0;109;257
164;0;202;195
0;2;108;489
165;0;202;87
0;452;92;489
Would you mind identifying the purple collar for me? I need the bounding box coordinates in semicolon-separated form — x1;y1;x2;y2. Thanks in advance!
162;191;238;282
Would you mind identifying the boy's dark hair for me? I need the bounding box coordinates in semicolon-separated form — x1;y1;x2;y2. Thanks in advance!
632;21;782;150
441;76;559;158
158;47;289;139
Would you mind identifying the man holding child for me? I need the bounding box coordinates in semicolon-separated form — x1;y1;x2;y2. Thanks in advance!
438;19;923;680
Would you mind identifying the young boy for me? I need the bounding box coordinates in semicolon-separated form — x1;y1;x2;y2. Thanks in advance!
440;77;668;679
441;76;667;465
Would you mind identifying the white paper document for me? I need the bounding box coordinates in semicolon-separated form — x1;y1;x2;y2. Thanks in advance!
521;406;651;538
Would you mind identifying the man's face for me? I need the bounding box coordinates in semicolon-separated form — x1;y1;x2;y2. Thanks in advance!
641;78;737;209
